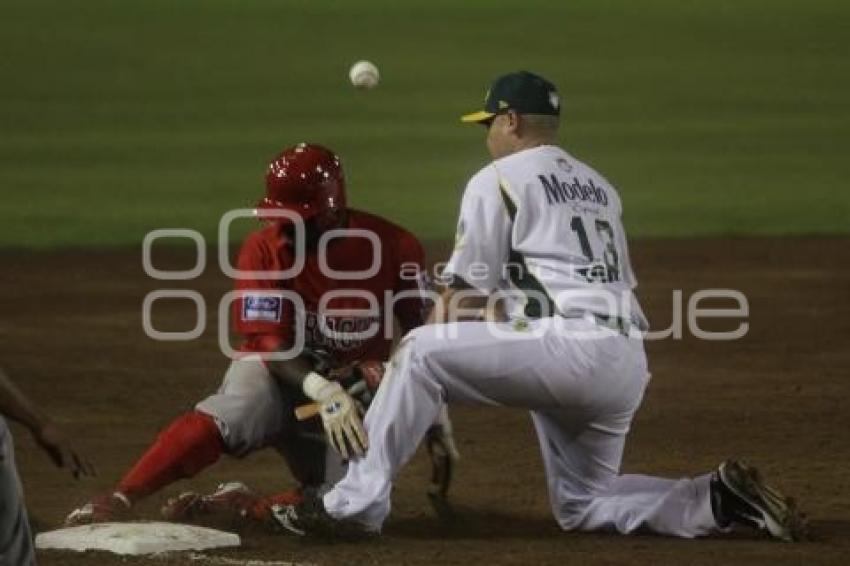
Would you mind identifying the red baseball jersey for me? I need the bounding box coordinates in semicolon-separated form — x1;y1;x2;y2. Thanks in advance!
232;209;428;365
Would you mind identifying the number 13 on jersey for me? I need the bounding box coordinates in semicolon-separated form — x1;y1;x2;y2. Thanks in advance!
570;216;620;283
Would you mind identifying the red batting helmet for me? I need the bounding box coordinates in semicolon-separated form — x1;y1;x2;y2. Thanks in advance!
258;143;346;222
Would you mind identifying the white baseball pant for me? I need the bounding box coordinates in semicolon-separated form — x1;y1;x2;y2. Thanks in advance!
1;416;36;565
323;316;718;537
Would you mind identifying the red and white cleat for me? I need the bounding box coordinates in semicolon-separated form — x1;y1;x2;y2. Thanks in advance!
162;481;259;522
161;481;304;525
65;492;132;526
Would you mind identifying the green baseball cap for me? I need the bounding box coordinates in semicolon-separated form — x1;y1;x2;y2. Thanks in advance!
461;71;560;124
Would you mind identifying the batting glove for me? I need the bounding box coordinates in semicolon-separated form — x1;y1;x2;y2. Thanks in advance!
303;372;368;459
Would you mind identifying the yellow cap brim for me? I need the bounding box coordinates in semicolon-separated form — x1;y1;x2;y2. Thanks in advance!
460;110;495;123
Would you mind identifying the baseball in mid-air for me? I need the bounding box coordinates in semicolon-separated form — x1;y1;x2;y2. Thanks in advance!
349;60;380;89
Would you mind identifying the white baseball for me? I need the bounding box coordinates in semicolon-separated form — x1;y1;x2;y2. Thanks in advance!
349;60;380;89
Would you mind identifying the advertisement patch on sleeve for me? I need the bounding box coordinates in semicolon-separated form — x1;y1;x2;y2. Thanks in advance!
242;294;283;323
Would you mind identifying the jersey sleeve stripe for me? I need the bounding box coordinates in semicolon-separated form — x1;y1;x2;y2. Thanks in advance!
497;181;557;319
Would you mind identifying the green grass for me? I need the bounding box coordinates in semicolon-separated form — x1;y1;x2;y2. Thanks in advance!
1;0;848;247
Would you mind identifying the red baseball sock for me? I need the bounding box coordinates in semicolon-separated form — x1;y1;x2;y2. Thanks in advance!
116;411;224;503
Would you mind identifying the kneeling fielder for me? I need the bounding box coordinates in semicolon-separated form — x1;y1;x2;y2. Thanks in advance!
273;71;805;542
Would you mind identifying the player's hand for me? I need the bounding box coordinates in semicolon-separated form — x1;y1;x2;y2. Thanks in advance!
355;360;385;391
33;422;96;479
334;360;387;413
331;360;386;392
317;382;369;459
302;371;369;459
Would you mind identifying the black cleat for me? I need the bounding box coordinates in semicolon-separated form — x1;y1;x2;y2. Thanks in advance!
711;459;807;542
270;490;376;539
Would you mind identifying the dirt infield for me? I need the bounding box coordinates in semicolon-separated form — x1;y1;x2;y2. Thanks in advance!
2;237;848;565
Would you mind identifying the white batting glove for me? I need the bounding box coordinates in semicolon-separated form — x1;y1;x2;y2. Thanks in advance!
303;372;368;459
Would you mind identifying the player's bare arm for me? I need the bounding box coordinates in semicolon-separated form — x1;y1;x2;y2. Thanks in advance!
0;366;95;478
265;355;316;391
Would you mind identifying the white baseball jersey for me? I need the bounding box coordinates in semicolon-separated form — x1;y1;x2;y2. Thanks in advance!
444;144;647;327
